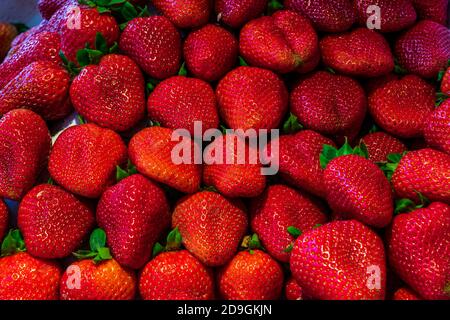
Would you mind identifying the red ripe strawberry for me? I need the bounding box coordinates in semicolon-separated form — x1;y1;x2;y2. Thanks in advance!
203;134;266;198
128;126;202;193
393;287;421;300
0;23;17;61
217;249;284;300
285;0;356;32
152;0;211;28
424;100;450;155
388;202;450;300
411;0;448;25
367;75;435;138
18;184;94;259
285;276;303;300
395;20;450;79
120;16;181;79
0;109;51;201
291;220;386;300
97;174;170;269
172;191;248;266
71;54;145;132
239;10;319;74
321;28;394;78
183;24;238;82
354;0;416;32
0;61;72;121
37;0;76;20
216;66;288;130
441;67;450;94
290;71;366;141
147;76;219;135
9;21;48;50
215;0;268;28
0;200;7;240
139;250;215;300
361;132;407;163
48;123;127;198
250;184;327;262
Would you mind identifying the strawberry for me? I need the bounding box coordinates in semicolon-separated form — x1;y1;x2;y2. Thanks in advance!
411;0;448;25
250;184;327;262
152;0;211;29
0;200;7;241
321;28;394;78
395;20;450;79
128;126;202;193
147;76;219;135
215;0;268;28
70;54;146;132
393;287;421;300
291;220;386;300
48;123;127;198
97;174;170;269
285;0;356;32
239;10;319;74
290;71;367;141
37;0;76;20
120;16;181;79
424;100;450;155
0;61;72;121
285;276;303;300
172;191;248;266
10;21;48;49
216;66;288;130
367;75;435;138
203;134;266;198
0;23;17;61
361;132;407;163
388;202;450;300
441;67;450;95
183;24;238;82
0;109;51;201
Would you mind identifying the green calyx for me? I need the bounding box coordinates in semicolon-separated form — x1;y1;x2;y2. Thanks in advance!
152;227;183;257
395;192;429;214
435;92;449;107
284;226;302;253
201;185;218;193
73;228;112;263
320;138;369;169
12;22;29;34
241;233;263;254
379;152;406;181
146;79;160;94
238;56;248;67
445;282;450;296
282;113;303;134
437;59;450;82
1;229;26;257
178;62;188;77
394;59;408;75
116;159;137;182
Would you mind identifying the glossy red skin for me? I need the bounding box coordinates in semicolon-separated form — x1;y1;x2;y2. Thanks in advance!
0;23;17;61
290;220;386;300
215;0;268;28
217;250;284;300
395;20;450;79
392;148;450;204
37;0;75;20
18;184;94;259
411;0;448;25
48;123;127;199
216;66;288;131
172;191;248;267
97;174;170;269
388;202;450;300
0;200;7;241
250;184;327;262
152;0;211;28
0;109;51;201
285;0;356;32
0;61;72;121
203;134;266;198
239;10;319;74
290;71;367;142
393;287;421;300
120;16;181;80
361;132;407;163
285;276;303;300
0;252;61;300
147;76;219;135
424;100;450;155
139;250;215;300
442;67;450;95
321;28;394;78
71;54;146;132
368;75;435;138
60;259;136;300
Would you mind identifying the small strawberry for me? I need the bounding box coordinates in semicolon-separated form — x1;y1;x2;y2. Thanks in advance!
321;28;394;77
393;287;421;300
411;0;448;25
424;100;450;155
0;109;51;201
48;123;127;198
290;220;386;300
285;276;303;300
152;0;211;29
183;24;238;82
215;0;268;28
0;23;17;61
361;132;407;163
0;200;7;241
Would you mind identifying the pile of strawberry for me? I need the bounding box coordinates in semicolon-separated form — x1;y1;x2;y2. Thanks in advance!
0;0;449;301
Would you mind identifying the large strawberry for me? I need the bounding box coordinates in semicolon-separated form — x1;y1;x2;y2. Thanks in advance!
147;76;219;135
393;287;421;300
128;126;202;194
424;100;450;155
172;191;248;266
97;174;170;269
216;66;288;130
321;28;394;78
120;16;181;79
48;123;127;198
183;24;238;82
388;202;450;300
0;23;17;61
250;184;327;262
395;20;450;79
0;109;51;201
290;220;386;300
239;10;319;74
152;0;211;29
215;0;268;28
0;200;7;241
361;132;407;163
411;0;448;25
